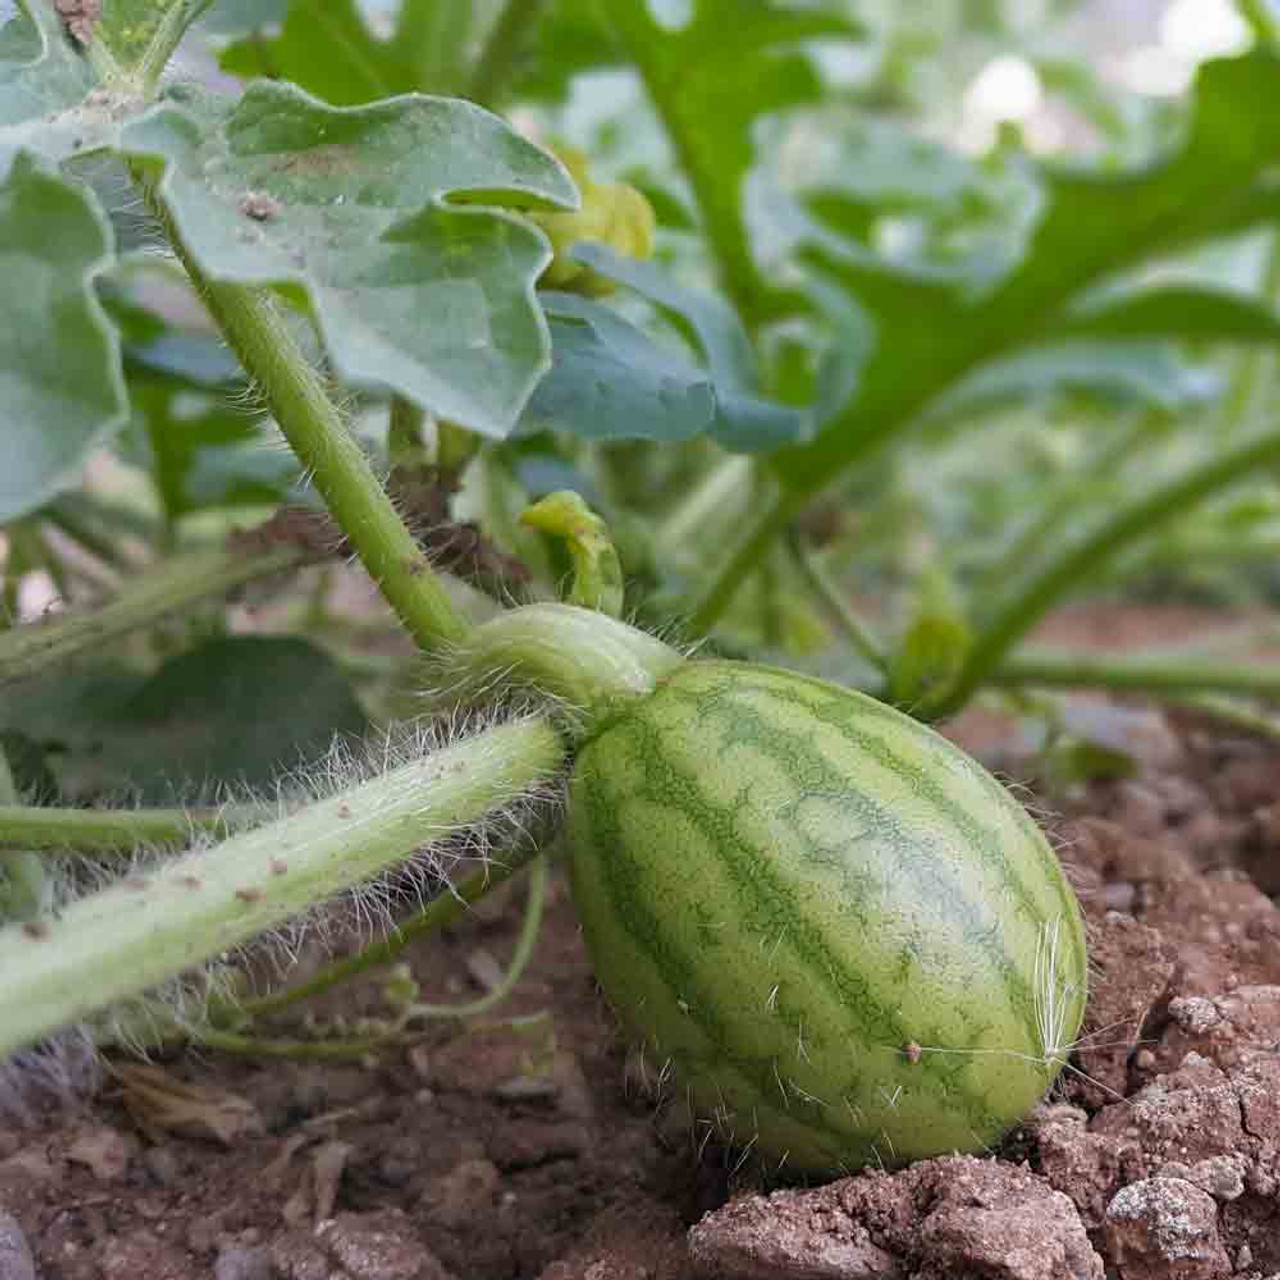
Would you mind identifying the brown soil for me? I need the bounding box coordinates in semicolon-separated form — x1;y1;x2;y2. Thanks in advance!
5;625;1280;1278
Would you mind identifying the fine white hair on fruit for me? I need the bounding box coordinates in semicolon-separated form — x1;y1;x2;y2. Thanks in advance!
1033;916;1080;1067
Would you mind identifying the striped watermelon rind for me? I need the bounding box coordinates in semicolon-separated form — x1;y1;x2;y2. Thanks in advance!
567;659;1088;1175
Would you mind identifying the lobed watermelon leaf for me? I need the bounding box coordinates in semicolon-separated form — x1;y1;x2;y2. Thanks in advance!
218;0;476;103
120;80;578;439
0;0;103;168
781;49;1280;494
0;153;128;523
601;0;862;321
527;292;799;453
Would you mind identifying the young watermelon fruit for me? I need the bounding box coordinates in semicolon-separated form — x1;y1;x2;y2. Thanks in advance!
567;659;1088;1175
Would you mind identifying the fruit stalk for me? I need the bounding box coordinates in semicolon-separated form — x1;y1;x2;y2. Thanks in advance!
443;602;685;716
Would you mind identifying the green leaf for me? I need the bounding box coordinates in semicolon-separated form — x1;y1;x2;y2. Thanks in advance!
572;242;761;388
219;0;474;102
0;0;107;166
0;729;57;804
0;638;367;802
0;0;91;125
125;325;245;386
783;49;1280;493
1044;736;1138;786
886;565;971;711
526;293;799;452
120;82;577;438
0;152;127;524
394;0;474;97
570;242;808;443
509;0;620;103
604;0;860;318
112;636;367;797
888;611;970;712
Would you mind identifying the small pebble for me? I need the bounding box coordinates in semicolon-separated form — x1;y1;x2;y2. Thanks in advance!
214;1245;272;1280
1102;882;1137;914
465;948;505;993
493;1076;559;1103
142;1146;182;1187
0;1212;36;1280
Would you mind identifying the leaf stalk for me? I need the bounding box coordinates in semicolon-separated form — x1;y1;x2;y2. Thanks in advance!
135;172;472;655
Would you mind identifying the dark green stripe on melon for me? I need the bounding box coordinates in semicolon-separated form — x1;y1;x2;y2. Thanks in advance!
568;660;1088;1174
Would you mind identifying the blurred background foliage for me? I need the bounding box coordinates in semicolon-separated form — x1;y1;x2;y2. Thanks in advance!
5;0;1280;801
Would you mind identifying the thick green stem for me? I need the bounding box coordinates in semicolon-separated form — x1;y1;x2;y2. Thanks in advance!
932;425;1280;718
468;0;552;109
0;716;566;1059
137;176;470;655
994;653;1280;700
0;804;266;854
0;545;304;688
687;488;807;638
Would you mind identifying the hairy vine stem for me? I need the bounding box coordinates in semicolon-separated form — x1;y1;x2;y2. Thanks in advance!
133;173;471;656
0;803;266;854
0;715;566;1059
